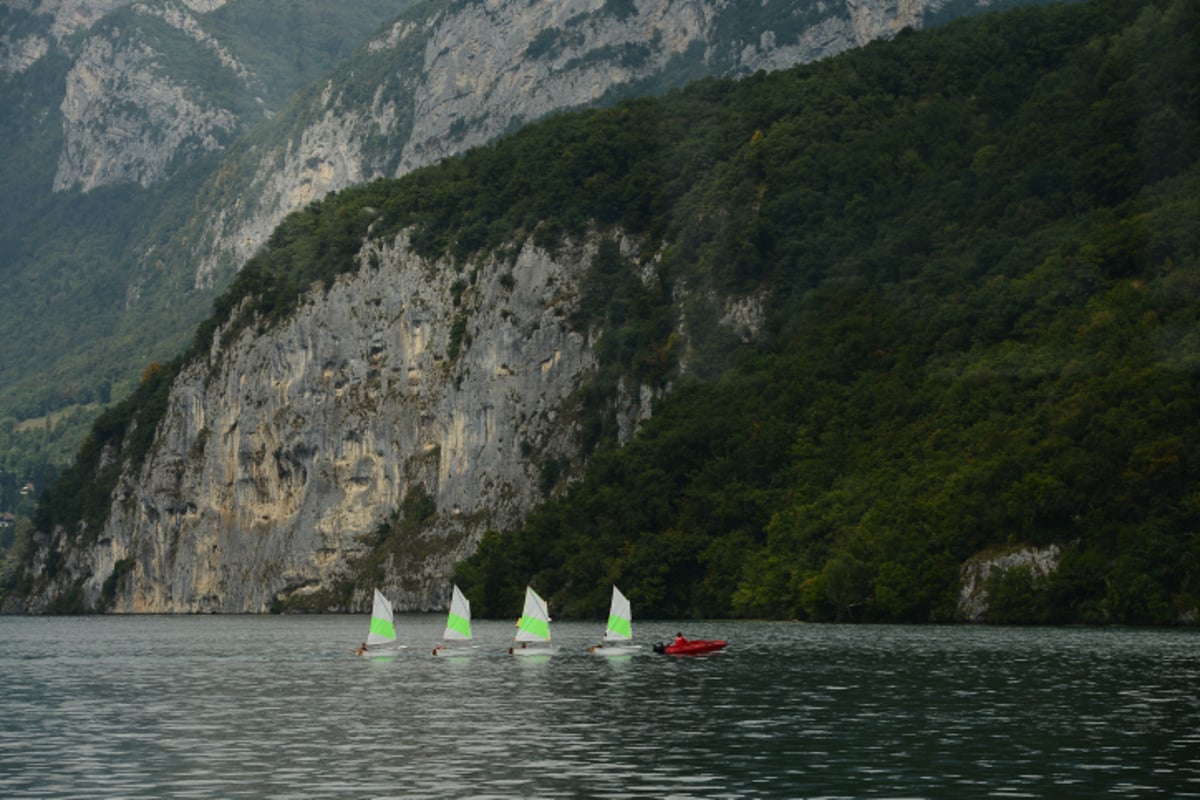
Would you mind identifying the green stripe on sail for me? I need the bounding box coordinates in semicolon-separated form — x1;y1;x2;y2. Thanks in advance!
606;614;631;639
446;612;471;638
369;617;395;640
518;615;550;640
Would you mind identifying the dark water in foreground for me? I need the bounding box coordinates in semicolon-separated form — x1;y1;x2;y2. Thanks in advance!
0;616;1196;799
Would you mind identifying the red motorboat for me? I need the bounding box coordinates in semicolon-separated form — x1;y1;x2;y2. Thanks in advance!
653;636;728;655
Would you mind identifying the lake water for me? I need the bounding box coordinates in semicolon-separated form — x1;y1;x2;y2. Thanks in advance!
0;616;1196;799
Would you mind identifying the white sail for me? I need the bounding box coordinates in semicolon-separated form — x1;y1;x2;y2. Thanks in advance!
588;584;641;655
443;584;472;641
602;585;633;643
514;586;552;643
365;588;396;648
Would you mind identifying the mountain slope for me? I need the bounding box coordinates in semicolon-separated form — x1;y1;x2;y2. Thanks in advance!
182;0;1002;291
0;0;417;472
449;0;1200;624
6;0;1196;622
0;0;1025;491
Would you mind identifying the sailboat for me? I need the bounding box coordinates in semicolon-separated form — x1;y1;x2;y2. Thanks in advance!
432;584;474;656
588;585;641;656
509;585;557;656
356;588;402;657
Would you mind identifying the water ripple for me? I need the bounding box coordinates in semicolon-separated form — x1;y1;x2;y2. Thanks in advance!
1;618;1196;798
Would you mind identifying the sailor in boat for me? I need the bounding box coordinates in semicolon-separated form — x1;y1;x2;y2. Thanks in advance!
652;633;688;654
355;642;368;657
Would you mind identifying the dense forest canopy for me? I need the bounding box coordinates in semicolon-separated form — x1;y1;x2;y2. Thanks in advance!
9;0;1199;623
449;0;1200;624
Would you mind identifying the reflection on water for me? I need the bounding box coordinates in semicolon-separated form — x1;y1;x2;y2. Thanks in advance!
1;616;1197;798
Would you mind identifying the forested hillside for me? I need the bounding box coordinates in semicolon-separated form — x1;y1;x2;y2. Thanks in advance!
443;0;1199;624
1;0;1015;512
8;0;1198;623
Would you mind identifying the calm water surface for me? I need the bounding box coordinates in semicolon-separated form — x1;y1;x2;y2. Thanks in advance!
0;616;1196;798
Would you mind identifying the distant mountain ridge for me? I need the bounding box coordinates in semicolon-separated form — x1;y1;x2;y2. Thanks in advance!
3;0;415;192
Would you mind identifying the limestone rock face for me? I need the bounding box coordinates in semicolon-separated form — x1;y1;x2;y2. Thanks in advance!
54;31;241;192
0;31;50;77
956;545;1062;621
1;0;126;78
8;0;132;47
33;232;612;613
0;0;249;192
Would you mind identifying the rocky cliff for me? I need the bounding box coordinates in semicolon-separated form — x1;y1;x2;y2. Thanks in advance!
55;25;240;192
3;0;412;193
20;229;669;612
3;0;243;191
1;0;134;79
957;545;1062;622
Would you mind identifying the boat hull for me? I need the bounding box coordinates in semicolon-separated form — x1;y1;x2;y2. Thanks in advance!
654;639;727;655
509;644;558;656
588;643;641;656
432;644;476;657
358;644;403;658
